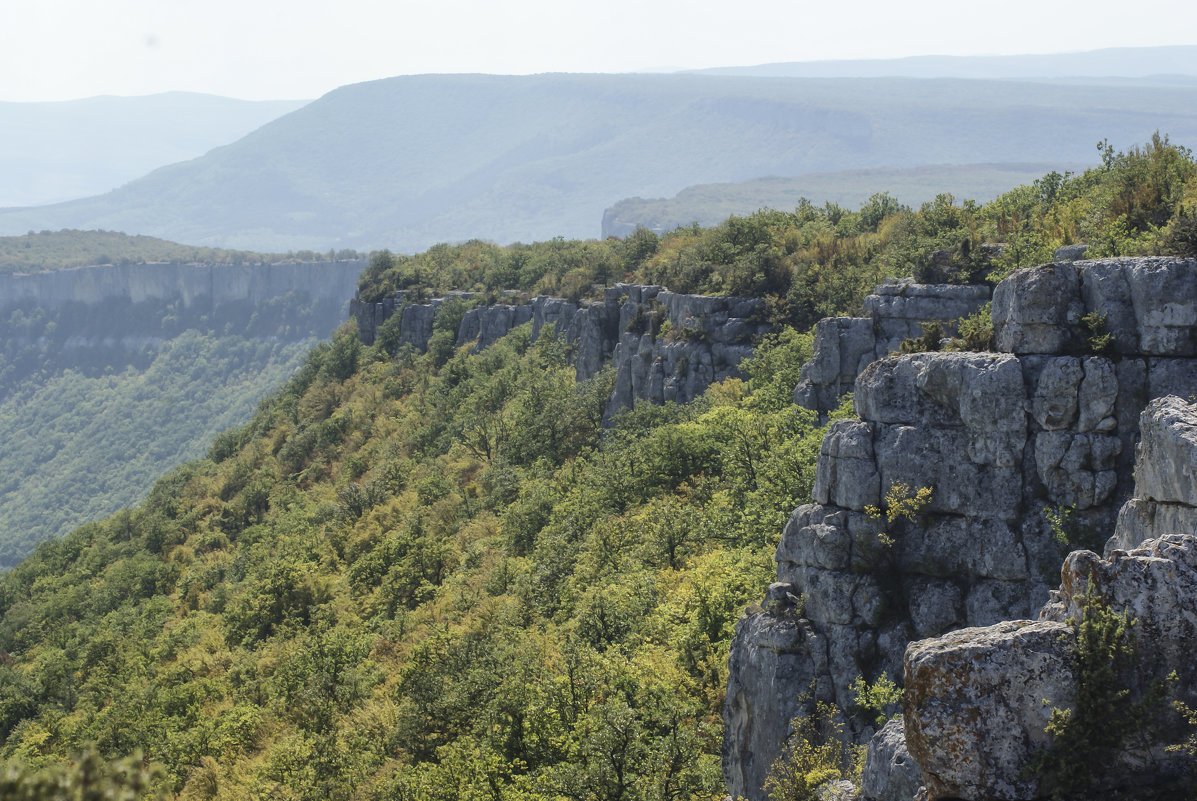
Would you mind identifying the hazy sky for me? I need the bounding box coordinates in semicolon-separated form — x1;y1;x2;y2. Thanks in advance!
3;0;1196;102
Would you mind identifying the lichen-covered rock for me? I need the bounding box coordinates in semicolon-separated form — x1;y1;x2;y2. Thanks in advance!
726;262;1197;801
902;620;1075;801
1133;395;1197;505
904;534;1197;801
897;397;1197;801
861;717;924;801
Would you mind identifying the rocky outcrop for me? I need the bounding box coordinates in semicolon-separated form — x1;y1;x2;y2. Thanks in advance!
605;285;768;415
724;258;1197;801
0;260;364;310
860;717;923;801
795;279;991;416
897;395;1197;801
352;283;768;417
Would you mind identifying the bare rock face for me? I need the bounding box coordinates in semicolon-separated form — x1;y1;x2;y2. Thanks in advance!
899;396;1197;800
604;286;768;419
726;260;1197;801
994;257;1197;356
795;280;992;417
861;717;923;801
352;283;768;416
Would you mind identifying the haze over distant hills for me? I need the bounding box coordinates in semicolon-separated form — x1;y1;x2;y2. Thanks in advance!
3;62;1197;252
601;162;1091;237
690;45;1197;80
0;92;307;207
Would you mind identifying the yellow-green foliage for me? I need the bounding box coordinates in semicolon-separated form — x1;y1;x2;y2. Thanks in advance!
0;746;163;801
850;674;903;728
866;483;933;547
0;315;832;800
763;703;858;801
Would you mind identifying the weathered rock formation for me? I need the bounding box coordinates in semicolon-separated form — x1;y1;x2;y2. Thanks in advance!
794;279;992;416
351;283;770;417
0;260;364;311
724;257;1197;801
0;260;365;366
903;395;1197;800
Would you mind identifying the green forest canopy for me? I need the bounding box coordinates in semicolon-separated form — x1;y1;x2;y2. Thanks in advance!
0;136;1195;799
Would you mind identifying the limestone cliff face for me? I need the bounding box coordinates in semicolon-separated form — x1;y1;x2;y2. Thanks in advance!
903;396;1197;800
794;279;992;417
0;260;365;311
351;283;769;417
0;260;365;359
723;257;1197;801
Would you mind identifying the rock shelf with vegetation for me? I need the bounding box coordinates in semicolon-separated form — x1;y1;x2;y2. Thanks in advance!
2;136;1197;799
725;256;1197;800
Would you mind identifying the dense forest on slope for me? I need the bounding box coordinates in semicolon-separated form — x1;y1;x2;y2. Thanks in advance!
0;136;1195;799
0;334;312;567
0;229;359;273
0;232;361;566
3;74;1197;252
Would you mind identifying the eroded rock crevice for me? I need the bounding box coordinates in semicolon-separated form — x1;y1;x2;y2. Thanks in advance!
724;257;1197;801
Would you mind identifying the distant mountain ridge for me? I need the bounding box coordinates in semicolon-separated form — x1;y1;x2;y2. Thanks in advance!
0;92;308;207
3;72;1197;252
690;45;1197;80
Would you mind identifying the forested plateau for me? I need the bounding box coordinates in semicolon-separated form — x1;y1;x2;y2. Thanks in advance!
2;135;1197;800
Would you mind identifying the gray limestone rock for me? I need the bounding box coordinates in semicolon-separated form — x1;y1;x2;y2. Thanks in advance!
795;317;877;414
861;717;923;801
729;260;1197;801
813;420;880;511
903;620;1075;801
1052;244;1088;262
1134;395;1197;505
723;608;828;801
992;262;1084;354
398;301;441;352
1107;498;1197;552
795;280;991;416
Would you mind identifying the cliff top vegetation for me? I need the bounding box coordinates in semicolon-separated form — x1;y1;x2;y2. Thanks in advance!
1;134;1195;799
358;133;1197;332
0;229;361;274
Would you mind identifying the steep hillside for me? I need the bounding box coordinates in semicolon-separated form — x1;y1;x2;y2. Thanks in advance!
0;235;364;566
0;93;307;207
3;74;1197;251
0;137;1195;799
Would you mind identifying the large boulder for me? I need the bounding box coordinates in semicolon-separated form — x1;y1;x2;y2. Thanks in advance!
904;534;1197;800
899;397;1197;800
903;620;1074;801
